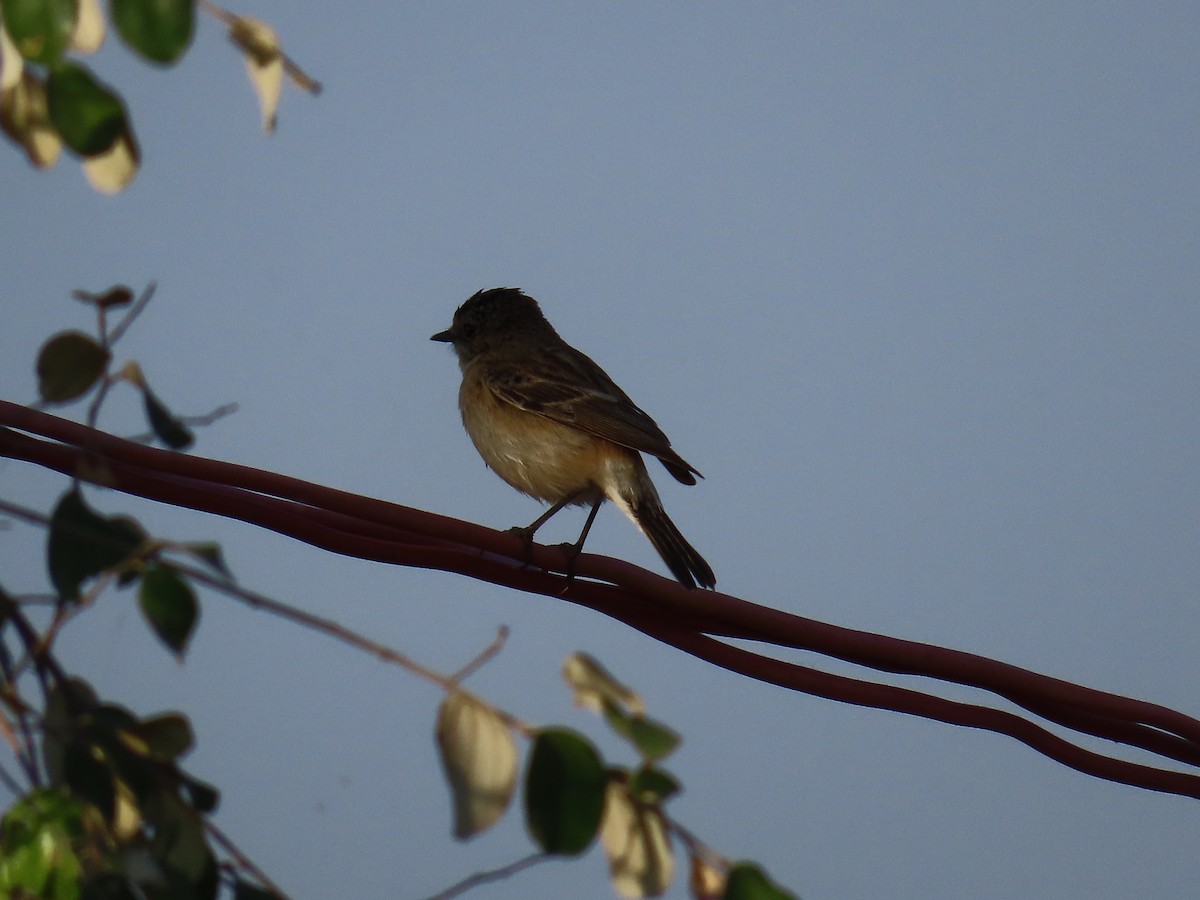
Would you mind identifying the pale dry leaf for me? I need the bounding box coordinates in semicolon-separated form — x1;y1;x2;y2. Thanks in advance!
1;21;22;91
563;652;645;716
112;777;142;843
688;851;727;900
601;781;675;898
227;15;282;132
435;690;518;840
83;129;139;194
70;0;106;55
115;360;146;387
1;72;62;169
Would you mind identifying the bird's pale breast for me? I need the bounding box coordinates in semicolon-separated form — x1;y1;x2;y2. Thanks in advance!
459;371;628;504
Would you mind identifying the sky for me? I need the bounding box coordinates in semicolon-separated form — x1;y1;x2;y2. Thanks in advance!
2;3;1199;898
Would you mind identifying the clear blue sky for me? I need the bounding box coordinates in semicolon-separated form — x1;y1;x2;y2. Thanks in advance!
3;4;1199;898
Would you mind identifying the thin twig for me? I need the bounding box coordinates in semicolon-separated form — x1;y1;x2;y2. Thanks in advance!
205;818;290;898
0;630;40;786
449;625;510;684
176;563;534;732
123;401;240;443
424;853;552;900
107;281;157;347
85;372;115;431
199;0;321;93
170;561;535;736
0;496;535;735
0;757;24;797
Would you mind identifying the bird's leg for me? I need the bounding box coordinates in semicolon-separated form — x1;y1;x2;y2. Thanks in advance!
559;496;604;584
511;490;582;541
507;489;585;569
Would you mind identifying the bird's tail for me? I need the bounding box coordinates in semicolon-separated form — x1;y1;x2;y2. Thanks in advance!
616;474;715;590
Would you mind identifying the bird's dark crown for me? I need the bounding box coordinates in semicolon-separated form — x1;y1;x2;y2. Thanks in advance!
450;287;556;340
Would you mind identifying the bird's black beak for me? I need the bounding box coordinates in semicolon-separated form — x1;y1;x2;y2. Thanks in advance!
430;328;454;343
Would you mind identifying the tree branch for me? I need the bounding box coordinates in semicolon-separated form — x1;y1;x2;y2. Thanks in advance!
3;399;1199;799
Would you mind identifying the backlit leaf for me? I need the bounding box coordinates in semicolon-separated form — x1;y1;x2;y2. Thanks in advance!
36;330;109;403
142;386;193;449
138;565;198;659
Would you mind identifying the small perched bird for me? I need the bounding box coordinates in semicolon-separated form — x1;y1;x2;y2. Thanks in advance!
432;287;715;589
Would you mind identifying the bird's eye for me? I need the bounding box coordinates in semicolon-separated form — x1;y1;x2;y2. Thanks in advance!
460;323;477;339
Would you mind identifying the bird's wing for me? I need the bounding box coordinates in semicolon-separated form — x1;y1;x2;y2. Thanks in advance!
486;348;701;485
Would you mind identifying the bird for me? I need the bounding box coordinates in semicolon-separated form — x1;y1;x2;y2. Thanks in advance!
431;287;715;589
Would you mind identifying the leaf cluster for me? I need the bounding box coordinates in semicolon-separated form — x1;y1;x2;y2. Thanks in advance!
1;0;318;192
0;288;271;897
434;653;796;899
0;524;268;898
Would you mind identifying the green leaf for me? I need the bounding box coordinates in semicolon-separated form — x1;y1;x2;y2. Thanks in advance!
563;652;644;716
46;62;127;156
148;793;212;882
63;740;116;822
233;880;278;900
0;788;87;899
143;387;194;450
138;565;198;659
36;330;110;403
723;862;799;900
93;726;158;812
627;715;681;763
80;872;143;899
524;728;607;856
48;489;146;601
125;713;194;761
42;678;98;783
1;0;77;64
629;766;681;804
602;703;682;764
111;0;194;64
180;773;219;814
180;542;230;579
89;702;141;734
